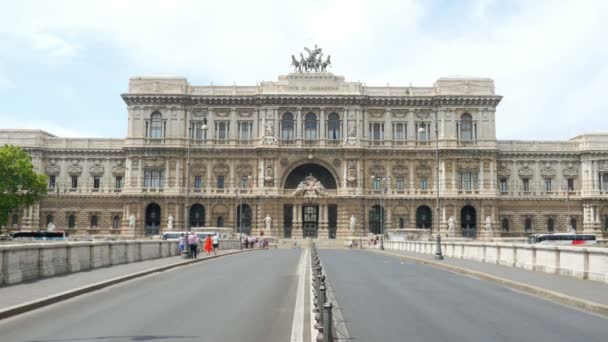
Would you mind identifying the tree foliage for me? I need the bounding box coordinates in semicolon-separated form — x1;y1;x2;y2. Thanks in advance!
0;145;48;227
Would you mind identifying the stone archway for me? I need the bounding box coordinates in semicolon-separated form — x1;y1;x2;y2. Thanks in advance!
284;163;338;189
461;205;477;238
190;204;205;228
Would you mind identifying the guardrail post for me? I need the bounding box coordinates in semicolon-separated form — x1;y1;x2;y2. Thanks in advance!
323;302;333;342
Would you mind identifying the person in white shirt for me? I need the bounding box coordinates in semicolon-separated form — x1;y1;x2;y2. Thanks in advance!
211;233;220;255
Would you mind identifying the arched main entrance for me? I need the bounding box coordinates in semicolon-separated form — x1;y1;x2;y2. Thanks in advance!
416;206;432;228
236;204;252;235
461;205;477;238
145;203;161;236
284;163;338;189
190;204;205;228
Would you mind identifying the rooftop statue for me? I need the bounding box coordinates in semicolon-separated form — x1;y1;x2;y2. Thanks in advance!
291;45;331;73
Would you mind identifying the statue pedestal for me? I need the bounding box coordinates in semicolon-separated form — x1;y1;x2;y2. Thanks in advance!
388;229;431;241
478;230;494;240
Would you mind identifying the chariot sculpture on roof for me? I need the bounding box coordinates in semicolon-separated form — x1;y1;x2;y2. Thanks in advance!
291;45;332;73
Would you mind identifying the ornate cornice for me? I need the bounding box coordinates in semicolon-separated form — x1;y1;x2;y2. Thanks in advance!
121;94;503;108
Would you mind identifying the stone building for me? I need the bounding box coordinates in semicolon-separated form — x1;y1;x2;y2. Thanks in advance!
2;69;608;239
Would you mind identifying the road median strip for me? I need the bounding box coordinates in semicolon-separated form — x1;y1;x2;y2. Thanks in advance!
370;249;608;318
0;249;253;320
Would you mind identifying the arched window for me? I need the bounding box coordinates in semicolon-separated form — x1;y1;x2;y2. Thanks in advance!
304;112;318;139
459;113;473;140
570;218;577;230
112;215;120;229
524;218;532;232
11;214;18;227
501;218;509;232
68;215;75;228
547;218;555;232
190;204;205;227
46;214;53;226
217;216;224;227
281;112;294;140
149;112;163;139
327;113;341;140
91;215;98;228
416;206;432;229
399;217;405;229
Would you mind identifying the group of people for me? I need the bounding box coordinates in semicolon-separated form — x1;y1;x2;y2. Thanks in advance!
242;235;269;249
178;232;220;258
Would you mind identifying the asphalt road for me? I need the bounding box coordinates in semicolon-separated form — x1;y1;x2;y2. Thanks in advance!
0;249;303;342
319;249;608;342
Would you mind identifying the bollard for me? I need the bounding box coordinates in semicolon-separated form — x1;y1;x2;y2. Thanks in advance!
323;302;333;342
316;326;324;342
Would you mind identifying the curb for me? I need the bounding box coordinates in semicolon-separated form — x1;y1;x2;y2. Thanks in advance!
370;249;608;318
0;249;252;320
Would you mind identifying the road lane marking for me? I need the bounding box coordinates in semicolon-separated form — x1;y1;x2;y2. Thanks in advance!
291;248;307;342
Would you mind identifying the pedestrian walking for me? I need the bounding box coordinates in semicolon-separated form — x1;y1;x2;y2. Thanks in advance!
204;235;213;255
178;233;186;255
244;235;249;249
188;232;199;259
211;233;219;255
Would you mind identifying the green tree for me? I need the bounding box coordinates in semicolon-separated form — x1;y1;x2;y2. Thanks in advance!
0;145;48;229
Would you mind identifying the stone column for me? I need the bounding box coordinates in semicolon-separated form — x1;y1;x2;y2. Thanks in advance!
452;160;457;190
138;159;143;188
296;108;302;140
230;108;237;142
409;160;415;190
319;108;326;145
479;159;484;190
384;109;391;146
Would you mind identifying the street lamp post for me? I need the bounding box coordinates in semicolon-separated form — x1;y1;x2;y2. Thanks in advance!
418;111;444;260
237;175;252;249
185;115;207;257
371;175;389;250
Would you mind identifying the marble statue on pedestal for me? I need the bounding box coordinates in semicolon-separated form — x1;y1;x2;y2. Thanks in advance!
264;214;272;232
485;216;492;231
168;214;174;230
350;215;356;232
129;213;136;228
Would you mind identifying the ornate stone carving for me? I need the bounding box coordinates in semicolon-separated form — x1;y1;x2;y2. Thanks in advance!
264;162;274;183
292;175;327;199
45;159;61;175
280;158;289;166
392;164;408;177
235;161;253;177
88;160;105;176
563;162;578;177
67;159;82;176
213;162;229;175
112;160;126;176
540;162;556;179
518;162;534;179
347;161;357;186
497;162;511;178
369;163;386;177
332;158;341;167
599;160;608;172
416;161;432;177
143;158;164;170
290;45;331;73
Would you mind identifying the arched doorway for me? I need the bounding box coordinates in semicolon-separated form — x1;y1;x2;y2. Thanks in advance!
461;205;477;238
416;206;432;228
145;203;161;236
190;204;205;227
284;163;338;189
236;204;252;235
369;205;385;234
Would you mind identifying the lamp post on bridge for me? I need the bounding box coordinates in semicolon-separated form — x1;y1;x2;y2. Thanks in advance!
417;111;444;260
185;115;207;256
370;175;389;250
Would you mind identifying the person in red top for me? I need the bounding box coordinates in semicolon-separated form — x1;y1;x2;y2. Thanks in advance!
204;235;213;255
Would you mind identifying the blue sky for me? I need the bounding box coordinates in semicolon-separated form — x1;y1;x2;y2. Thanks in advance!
0;0;606;140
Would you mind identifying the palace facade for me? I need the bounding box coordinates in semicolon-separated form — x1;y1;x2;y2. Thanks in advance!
2;71;608;239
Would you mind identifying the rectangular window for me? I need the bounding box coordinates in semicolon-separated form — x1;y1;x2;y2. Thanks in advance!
144;170;165;188
416;122;430;141
71;176;78;189
192;121;207;140
373;178;381;190
240;176;249;189
238;121;252;141
217;176;225;189
545;178;552;192
194;176;202;189
523;178;530;192
215;122;230;140
93;176;100;189
602;174;608;191
420;178;428;190
396;177;405;190
499;179;508;193
458;172;479;190
49;175;56;188
567;178;574;191
115;176;123;189
369;123;384;140
393;123;406;141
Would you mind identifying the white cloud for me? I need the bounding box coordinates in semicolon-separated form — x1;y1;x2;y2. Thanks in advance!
0;0;606;140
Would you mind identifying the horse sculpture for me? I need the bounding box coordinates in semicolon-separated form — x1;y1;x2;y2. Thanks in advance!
291;46;332;73
291;54;302;73
321;55;331;72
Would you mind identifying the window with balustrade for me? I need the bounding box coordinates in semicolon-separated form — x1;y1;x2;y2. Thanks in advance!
215;122;229;141
192;121;207;141
600;174;608;190
393;123;406;143
458;113;475;141
90;215;98;228
217;175;225;189
544;178;552;192
369;123;384;141
416;122;430;141
523;178;530;192
304;112;318;140
93;176;101;189
499;178;508;193
327;113;341;141
68;214;75;229
238;121;253;141
281;112;295;141
420;178;428;190
194;176;202;189
49;175;56;189
71;176;78;189
396;177;405;191
115;176;123;189
567;178;574;191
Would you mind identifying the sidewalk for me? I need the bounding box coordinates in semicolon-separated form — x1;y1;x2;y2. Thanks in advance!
371;248;608;307
0;250;237;311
